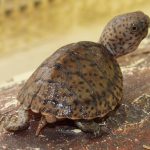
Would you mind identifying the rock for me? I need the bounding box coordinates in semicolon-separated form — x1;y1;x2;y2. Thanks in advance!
0;45;150;150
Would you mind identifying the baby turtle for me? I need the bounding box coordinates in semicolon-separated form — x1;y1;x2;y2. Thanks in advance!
4;11;150;136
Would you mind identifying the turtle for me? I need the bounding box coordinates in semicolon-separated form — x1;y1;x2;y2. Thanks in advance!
4;11;150;136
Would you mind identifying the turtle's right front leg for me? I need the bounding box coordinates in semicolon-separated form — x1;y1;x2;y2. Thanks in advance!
4;106;29;131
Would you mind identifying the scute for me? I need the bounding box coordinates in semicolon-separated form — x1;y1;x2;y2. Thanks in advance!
17;41;123;120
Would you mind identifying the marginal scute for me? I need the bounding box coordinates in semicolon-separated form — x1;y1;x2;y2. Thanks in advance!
17;41;123;120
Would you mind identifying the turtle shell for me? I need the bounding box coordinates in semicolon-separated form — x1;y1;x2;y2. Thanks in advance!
17;41;123;120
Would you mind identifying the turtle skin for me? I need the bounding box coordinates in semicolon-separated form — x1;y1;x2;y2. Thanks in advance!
5;41;123;135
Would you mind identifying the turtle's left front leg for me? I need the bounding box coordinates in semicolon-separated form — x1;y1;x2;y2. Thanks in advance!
4;106;29;131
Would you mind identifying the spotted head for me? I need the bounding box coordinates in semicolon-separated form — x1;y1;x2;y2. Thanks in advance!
99;11;150;57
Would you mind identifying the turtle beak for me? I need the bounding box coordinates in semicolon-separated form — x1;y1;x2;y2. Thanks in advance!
144;14;150;28
147;15;150;27
148;18;150;28
149;20;150;28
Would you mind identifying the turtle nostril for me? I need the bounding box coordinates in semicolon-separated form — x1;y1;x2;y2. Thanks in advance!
145;15;150;27
148;20;150;27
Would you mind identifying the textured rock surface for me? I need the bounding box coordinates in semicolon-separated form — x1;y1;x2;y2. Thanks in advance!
0;44;150;150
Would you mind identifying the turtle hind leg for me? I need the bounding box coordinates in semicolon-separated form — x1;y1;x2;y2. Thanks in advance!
35;116;47;136
75;120;104;136
4;106;29;131
36;114;57;136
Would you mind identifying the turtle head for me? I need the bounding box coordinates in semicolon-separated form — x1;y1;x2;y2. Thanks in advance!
99;11;150;57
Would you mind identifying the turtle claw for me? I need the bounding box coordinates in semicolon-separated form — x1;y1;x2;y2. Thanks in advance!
93;122;111;137
93;128;101;137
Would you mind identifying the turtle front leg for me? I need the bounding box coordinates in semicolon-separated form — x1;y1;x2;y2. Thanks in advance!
75;120;104;136
4;106;29;131
36;114;57;136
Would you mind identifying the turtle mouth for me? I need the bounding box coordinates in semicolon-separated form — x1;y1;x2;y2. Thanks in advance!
146;15;150;27
143;13;150;28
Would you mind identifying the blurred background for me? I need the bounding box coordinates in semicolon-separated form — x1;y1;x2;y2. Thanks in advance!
0;0;150;84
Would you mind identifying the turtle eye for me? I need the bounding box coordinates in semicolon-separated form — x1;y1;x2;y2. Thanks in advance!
131;24;138;32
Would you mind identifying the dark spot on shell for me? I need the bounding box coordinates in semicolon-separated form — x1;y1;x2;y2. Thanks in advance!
92;83;95;86
85;99;91;105
81;86;85;89
73;113;78;117
68;65;73;68
91;106;94;110
101;92;106;97
85;89;89;93
68;93;74;97
99;76;104;80
93;73;97;76
79;108;82;112
89;79;92;82
104;101;107;107
54;63;62;70
72;81;76;84
79;95;82;98
47;80;55;83
89;73;92;76
68;51;76;57
119;38;123;42
112;43;117;48
115;85;122;92
78;81;84;84
42;99;50;105
90;93;97;100
62;92;68;97
85;106;89;109
99;101;102;106
83;64;86;68
112;101;117;106
129;36;133;40
108;65;112;69
102;109;107;115
90;62;97;67
123;32;126;37
116;91;120;96
113;27;117;33
73;100;80;106
83;73;87;76
76;71;80;75
84;53;89;57
110;33;113;36
63;60;67;64
78;89;81;92
41;107;47;112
